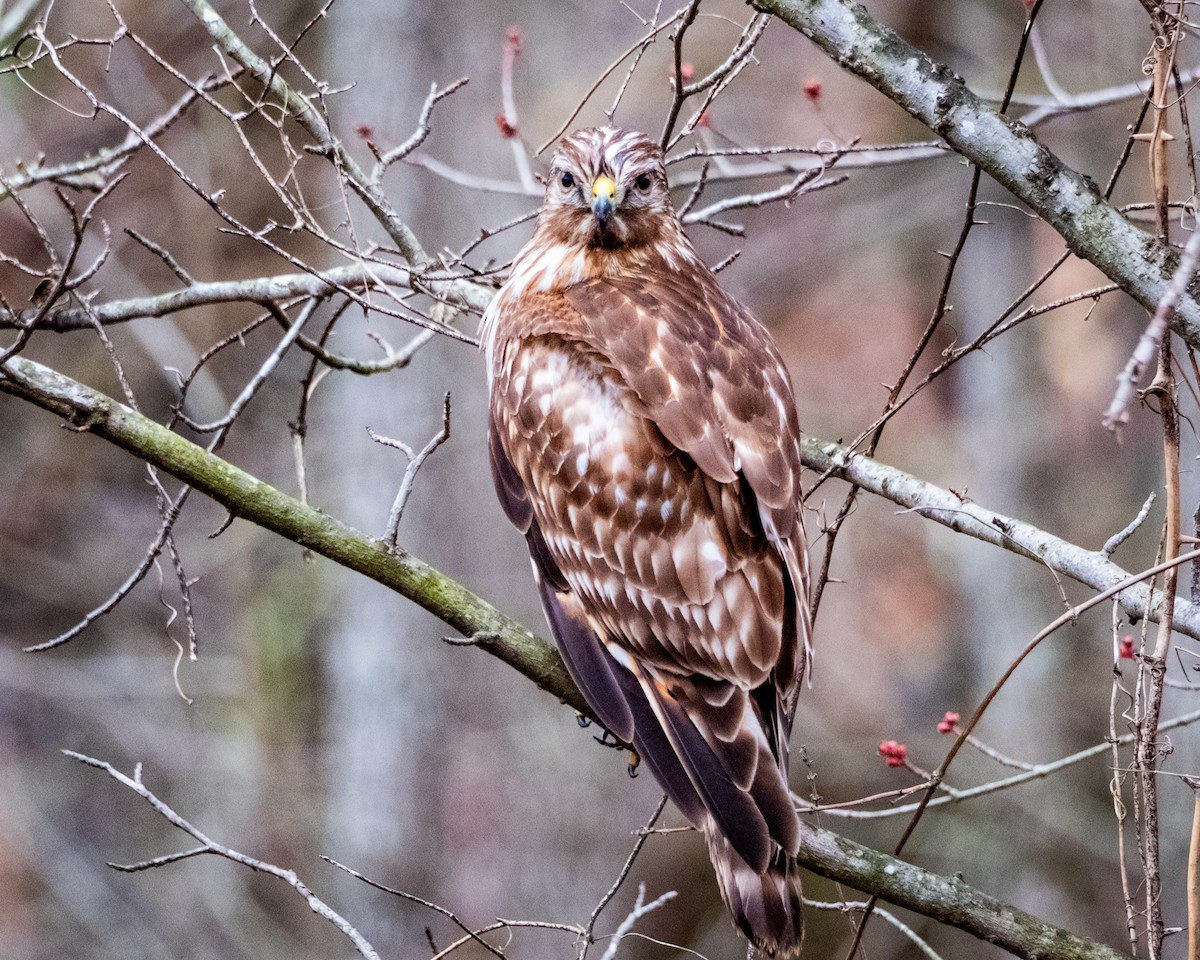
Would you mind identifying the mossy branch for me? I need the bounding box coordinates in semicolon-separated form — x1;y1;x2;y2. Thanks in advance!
0;354;1133;960
799;822;1131;960
0;354;580;714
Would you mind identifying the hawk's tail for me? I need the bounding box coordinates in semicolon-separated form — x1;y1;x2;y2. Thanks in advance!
706;823;804;958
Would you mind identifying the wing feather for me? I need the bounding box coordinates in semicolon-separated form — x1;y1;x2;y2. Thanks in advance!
491;403;638;741
535;579;635;744
633;662;772;872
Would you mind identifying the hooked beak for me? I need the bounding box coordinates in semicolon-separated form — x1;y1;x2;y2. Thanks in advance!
591;175;617;225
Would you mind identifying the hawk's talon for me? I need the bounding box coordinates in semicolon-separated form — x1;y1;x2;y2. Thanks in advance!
627;750;641;778
592;728;625;749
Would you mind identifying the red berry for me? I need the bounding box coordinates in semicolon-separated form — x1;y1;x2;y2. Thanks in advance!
495;114;518;139
1118;636;1136;659
878;740;907;767
937;711;960;734
803;76;822;100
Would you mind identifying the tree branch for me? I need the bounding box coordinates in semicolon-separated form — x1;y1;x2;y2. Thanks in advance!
797;822;1131;960
0;354;580;714
5;349;1188;643
0;263;493;331
752;0;1200;348
802;436;1200;640
0;355;1154;959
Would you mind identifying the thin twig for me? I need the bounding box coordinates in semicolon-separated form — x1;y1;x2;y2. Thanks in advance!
807;900;946;960
323;858;505;960
658;0;700;149
1187;776;1200;960
1105;225;1200;431
371;77;469;185
23;491;187;652
371;392;452;551
581;794;668;959
123;227;196;286
175;299;322;433
1105;494;1159;557
606;1;664;123
597;883;677;960
497;28;537;194
63;752;382;960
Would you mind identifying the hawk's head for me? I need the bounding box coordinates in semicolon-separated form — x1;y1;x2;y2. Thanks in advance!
540;127;678;252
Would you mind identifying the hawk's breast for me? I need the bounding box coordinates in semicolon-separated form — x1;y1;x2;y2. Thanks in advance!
492;332;786;686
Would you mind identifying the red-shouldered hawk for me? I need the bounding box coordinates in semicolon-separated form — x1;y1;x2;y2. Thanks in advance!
483;127;811;957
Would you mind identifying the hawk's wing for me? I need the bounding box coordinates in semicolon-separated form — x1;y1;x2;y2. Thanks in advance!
489;408;709;829
488;411;633;744
549;270;810;690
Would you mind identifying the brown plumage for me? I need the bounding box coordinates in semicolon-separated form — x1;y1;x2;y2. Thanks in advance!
483;127;812;957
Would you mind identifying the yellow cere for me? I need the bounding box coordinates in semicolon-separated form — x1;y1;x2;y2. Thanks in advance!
592;175;617;202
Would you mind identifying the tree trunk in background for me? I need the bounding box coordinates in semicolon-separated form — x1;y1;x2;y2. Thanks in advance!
317;1;445;948
315;3;513;949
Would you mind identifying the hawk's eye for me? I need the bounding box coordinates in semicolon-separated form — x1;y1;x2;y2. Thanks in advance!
560;171;575;190
634;173;653;193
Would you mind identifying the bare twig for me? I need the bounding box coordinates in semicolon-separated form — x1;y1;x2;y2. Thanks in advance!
175;299;322;433
606;1;664;123
1112;608;1140;953
370;76;469;185
1136;30;1182;948
581;794;668;959
682;154;848;222
1104;226;1200;431
323;858;505;960
369;392;452;551
807;900;945;960
497;27;537;193
597;883;677;960
1104;494;1158;557
23;490;186;652
1028;21;1072;103
123;228;196;286
63;752;382;960
658;0;700;149
1187;776;1200;960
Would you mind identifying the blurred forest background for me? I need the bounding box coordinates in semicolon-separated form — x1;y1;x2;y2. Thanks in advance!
1;0;1198;958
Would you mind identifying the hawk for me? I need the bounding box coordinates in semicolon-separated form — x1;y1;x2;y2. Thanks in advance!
483;127;811;957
